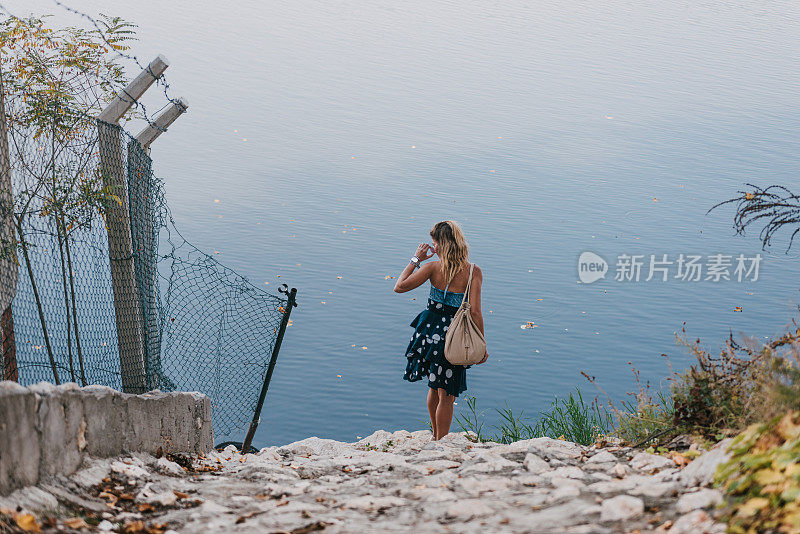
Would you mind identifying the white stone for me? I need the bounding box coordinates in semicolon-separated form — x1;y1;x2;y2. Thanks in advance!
526;501;601;529
587;474;652;494
524;453;550;474
549;485;581;502
343;495;406;511
156;457;184;476
630;481;678;498
630;452;674;472
527;437;583;460
585;450;616;464
610;463;627;478
445;499;494;519
549;477;585;489
600;495;644;521
110;460;150;478
675;489;724;513
542;466;585;480
668;510;726;534
679;440;732;487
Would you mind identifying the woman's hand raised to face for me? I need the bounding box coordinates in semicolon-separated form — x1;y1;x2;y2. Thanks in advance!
415;243;434;261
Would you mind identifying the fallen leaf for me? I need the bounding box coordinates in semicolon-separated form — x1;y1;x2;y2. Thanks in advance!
14;514;41;532
235;511;264;524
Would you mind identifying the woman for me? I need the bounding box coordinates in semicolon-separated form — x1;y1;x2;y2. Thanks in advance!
394;220;488;440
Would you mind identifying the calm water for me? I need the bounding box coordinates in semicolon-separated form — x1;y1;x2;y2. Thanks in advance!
13;0;800;446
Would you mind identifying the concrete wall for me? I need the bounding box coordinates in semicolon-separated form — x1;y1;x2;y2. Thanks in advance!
0;381;213;495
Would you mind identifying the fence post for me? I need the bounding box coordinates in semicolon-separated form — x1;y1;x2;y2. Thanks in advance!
97;55;169;393
242;285;298;452
0;65;19;381
129;99;188;390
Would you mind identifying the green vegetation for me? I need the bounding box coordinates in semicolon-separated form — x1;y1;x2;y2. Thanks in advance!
715;411;800;534
456;321;800;450
671;324;800;439
455;388;612;446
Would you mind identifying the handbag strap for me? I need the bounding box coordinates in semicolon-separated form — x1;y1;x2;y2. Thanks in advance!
459;263;474;307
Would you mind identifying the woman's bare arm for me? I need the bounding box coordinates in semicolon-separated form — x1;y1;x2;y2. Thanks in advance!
394;243;435;293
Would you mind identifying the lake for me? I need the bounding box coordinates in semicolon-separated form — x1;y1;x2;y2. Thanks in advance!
10;0;800;447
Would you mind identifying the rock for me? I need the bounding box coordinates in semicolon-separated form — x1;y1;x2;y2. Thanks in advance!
586;474;652;494
527;437;583;460
524;453;550;474
585;451;617;465
630;452;674;472
610;463;627;478
668;510;726;534
343;495;406;512
526;501;601;530
549;485;581;502
458;453;517;475
566;524;614;534
0;486;58;513
156;457;184;476
137;482;178;506
629;481;678;499
600;495;644;521
445;499;494;519
549;477;585;489
454;476;514;494
679;439;732;487
675;489;724;513
39;484;107;513
0;430;735;533
110;459;150;478
542;466;585;480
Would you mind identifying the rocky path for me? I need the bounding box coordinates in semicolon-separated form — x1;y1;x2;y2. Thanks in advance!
1;430;732;533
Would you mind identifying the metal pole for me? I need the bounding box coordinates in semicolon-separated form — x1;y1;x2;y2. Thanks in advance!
128;98;188;390
0;64;19;381
242;285;297;452
97;56;169;393
134;97;188;148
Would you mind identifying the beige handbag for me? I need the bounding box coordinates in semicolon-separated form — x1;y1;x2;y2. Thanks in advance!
444;263;487;365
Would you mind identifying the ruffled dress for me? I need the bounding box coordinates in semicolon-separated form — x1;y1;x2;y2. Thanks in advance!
402;283;470;397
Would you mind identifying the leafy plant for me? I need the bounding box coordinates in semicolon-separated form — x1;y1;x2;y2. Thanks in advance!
715;411;800;533
1;13;136;383
671;323;800;437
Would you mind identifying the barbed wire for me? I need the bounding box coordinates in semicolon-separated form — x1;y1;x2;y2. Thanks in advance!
0;0;178;132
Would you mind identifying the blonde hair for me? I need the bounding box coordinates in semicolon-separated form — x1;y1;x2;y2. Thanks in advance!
430;220;469;285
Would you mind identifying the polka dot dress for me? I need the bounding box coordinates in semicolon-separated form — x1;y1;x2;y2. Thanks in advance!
403;285;469;397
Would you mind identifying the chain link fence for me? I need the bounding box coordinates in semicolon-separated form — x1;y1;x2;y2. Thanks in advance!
3;103;291;437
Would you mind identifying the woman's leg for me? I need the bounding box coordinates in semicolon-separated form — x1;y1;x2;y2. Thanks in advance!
427;387;439;439
434;388;456;440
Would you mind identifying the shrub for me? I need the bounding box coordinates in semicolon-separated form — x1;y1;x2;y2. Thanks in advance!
672;324;800;438
715;411;800;533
